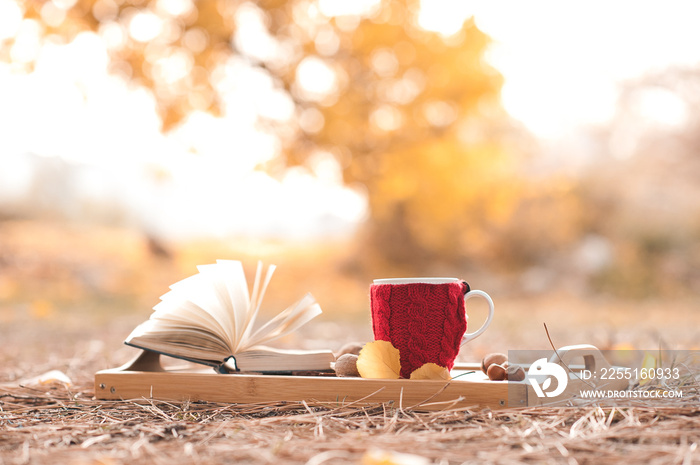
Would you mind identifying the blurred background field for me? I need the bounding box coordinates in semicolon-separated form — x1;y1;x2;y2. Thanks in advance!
1;0;700;380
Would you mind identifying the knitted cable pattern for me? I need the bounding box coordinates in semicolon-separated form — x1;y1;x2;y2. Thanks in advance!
370;281;468;378
370;284;393;342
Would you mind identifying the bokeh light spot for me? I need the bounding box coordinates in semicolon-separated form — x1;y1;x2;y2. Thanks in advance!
0;0;23;41
129;11;163;43
370;104;403;132
294;56;338;102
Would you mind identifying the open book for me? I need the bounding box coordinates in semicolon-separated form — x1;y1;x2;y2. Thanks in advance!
125;260;334;373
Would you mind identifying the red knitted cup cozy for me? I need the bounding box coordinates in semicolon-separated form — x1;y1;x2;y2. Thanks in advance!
370;281;468;378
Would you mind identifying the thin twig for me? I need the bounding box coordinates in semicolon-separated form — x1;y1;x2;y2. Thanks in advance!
544;322;596;389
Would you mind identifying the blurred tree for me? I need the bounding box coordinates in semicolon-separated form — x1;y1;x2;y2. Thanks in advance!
278;6;524;271
583;68;700;297
8;0;536;272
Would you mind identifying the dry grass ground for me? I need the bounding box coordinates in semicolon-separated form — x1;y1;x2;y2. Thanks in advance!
1;315;699;465
1;374;699;465
1;221;699;464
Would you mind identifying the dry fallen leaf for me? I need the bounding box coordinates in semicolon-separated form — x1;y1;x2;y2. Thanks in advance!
409;363;451;380
361;448;431;465
356;340;401;379
0;369;73;388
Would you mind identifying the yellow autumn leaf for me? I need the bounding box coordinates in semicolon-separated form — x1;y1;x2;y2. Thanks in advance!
409;363;451;381
361;449;430;465
357;341;401;379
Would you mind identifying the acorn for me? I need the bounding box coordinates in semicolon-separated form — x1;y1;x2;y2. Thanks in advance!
481;353;508;374
486;363;507;381
334;354;360;377
506;364;526;381
336;342;365;358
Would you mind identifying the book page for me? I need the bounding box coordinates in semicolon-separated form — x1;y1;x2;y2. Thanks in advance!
151;299;227;340
125;320;231;360
239;262;276;348
238;293;322;352
165;270;237;350
230;346;334;371
127;260;324;365
200;260;252;347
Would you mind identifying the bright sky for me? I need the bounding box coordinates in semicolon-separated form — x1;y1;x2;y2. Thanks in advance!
1;0;700;240
419;0;700;138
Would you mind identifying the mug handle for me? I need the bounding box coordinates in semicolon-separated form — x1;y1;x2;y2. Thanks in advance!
461;290;495;345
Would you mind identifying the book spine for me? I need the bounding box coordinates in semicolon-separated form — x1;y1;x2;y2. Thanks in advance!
124;342;222;373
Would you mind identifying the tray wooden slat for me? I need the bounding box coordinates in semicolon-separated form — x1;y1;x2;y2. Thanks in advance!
95;345;628;410
95;367;525;411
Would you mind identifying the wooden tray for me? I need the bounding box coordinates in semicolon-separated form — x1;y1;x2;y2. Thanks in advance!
95;344;629;411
